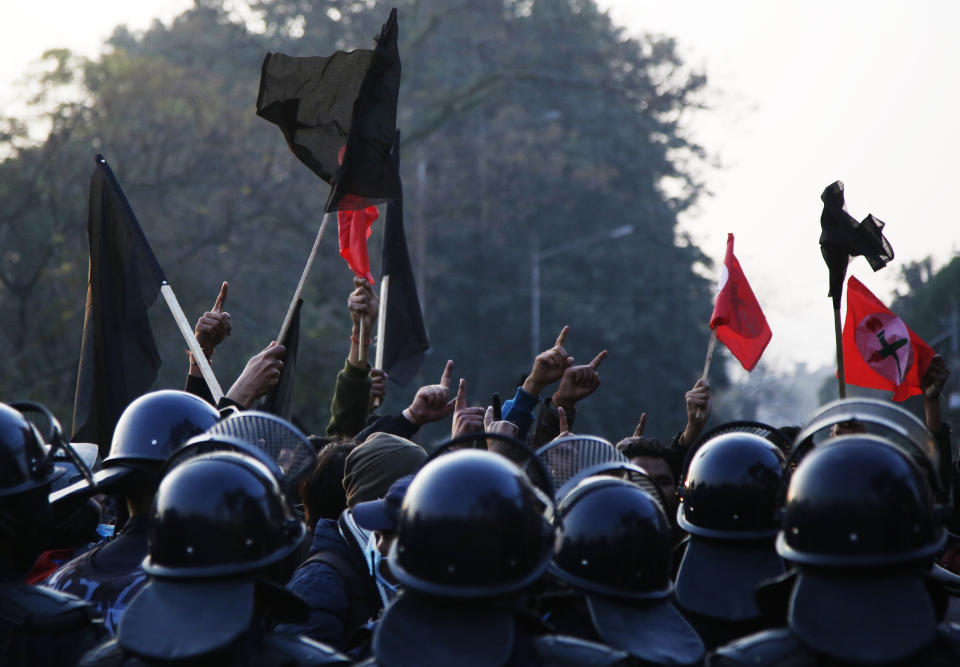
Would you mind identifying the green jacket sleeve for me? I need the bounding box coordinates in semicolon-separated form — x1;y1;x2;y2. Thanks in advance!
325;360;372;438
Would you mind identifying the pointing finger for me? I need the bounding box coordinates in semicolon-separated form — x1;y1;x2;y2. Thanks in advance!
633;413;647;437
439;360;454;391
588;350;608;369
558;406;569;435
455;378;467;411
213;282;228;313
484;406;493;430
555;325;569;348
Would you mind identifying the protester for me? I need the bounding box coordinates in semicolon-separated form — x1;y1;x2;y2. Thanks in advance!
278;431;427;651
300;441;357;528
327;277;383;438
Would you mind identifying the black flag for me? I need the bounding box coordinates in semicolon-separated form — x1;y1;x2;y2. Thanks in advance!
819;181;894;309
258;299;302;420
73;155;165;455
380;131;428;385
256;8;401;212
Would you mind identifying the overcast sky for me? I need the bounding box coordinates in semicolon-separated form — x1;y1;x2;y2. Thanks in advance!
3;1;958;376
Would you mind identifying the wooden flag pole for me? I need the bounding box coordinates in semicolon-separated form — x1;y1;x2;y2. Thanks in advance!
833;306;847;398
701;330;717;381
278;212;333;343
358;320;368;364
160;282;224;403
371;275;390;410
375;274;390;369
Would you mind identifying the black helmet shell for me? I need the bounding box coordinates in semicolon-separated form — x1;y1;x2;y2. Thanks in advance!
550;476;672;599
389;449;554;598
143;451;306;578
0;403;60;497
777;435;945;567
678;431;786;539
106;390;220;469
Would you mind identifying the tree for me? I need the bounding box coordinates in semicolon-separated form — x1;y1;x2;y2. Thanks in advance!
0;0;717;442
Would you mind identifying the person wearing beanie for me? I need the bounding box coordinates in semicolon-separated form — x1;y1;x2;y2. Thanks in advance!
277;432;426;653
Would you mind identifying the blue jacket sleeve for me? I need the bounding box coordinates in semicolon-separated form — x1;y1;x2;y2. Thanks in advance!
275;561;350;651
500;386;539;440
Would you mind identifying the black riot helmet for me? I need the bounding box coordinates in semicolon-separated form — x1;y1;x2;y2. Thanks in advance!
550;476;672;599
677;431;786;539
143;451;306;578
388;449;555;598
107;390;220;470
0;402;61;497
777;435;945;567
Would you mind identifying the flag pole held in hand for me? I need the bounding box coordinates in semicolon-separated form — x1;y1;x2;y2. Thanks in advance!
160;283;224;403
277;213;332;342
374;275;390;369
701;330;717;381
834;306;847;398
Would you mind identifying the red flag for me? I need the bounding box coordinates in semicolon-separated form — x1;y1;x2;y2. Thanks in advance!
710;233;772;371
842;276;935;401
337;200;379;284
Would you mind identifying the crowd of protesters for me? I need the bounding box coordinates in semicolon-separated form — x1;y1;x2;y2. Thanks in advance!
3;274;960;666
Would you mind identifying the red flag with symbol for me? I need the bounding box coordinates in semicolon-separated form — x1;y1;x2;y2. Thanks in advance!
710;233;772;371
842;275;935;401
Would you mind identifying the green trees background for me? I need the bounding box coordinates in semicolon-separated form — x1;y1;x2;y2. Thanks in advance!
0;0;720;444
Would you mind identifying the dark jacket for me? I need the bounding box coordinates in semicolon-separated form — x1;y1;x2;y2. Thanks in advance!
277;517;380;651
43;514;150;635
1;572;102;667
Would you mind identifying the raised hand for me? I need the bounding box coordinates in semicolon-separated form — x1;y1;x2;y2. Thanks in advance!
679;379;711;447
194;282;231;359
922;354;949;432
347;275;379;333
404;360;457;426
923;355;949;401
557;406;571;438
632;413;648;438
553;349;607;411
225;341;286;408
452;378;485;439
522;326;574;396
483;405;520;440
369;368;388;408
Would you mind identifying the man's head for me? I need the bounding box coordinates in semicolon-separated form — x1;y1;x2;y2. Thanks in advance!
342;433;426;509
616;436;675;513
300;441;355;528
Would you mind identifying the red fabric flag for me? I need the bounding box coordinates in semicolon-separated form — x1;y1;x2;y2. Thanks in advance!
710;233;772;371
842;276;935;401
337;200;379;284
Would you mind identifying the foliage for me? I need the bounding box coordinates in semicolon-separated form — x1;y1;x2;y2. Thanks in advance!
0;0;717;443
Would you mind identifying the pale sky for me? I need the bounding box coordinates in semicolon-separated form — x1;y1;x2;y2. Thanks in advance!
3;1;958;375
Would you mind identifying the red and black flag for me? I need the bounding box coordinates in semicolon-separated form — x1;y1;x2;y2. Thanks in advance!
842;276;935;401
819;181;893;309
256;8;401;213
710;234;771;371
380;131;428;385
73;155;165;455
